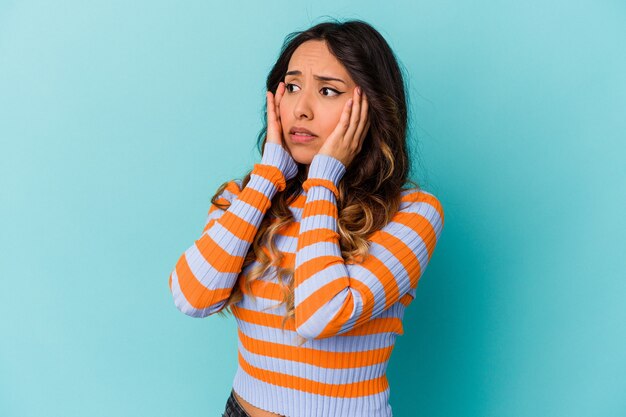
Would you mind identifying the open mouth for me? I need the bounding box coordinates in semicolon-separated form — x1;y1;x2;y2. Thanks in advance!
289;132;317;143
289;127;317;143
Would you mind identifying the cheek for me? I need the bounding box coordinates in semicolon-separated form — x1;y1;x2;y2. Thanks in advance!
322;107;345;133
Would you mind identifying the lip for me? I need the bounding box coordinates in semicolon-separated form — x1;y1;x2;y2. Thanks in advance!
290;126;316;135
289;126;317;144
290;133;318;144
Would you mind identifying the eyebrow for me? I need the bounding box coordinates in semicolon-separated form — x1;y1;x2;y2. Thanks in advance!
285;70;346;85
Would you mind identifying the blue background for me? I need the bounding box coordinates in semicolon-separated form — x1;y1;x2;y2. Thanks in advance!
1;1;624;416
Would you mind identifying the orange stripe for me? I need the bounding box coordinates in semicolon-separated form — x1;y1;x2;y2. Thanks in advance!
399;293;413;307
278;252;295;268
297;228;339;250
238;349;389;397
175;255;232;309
247;280;287;302
303;198;337;217
292;194;306;208
225;181;242;195
303;178;340;199
238;327;393;367
253;164;287;191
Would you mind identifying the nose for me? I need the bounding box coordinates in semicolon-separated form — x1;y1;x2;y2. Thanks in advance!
293;87;314;120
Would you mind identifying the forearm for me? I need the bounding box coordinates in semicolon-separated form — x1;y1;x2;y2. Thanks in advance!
292;154;445;339
170;142;298;317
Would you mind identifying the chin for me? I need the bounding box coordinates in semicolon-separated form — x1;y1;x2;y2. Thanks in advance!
286;146;316;165
292;154;315;165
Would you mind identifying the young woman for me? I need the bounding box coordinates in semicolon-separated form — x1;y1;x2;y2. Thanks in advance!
168;19;445;417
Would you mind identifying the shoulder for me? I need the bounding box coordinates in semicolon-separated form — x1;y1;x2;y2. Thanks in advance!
397;186;445;228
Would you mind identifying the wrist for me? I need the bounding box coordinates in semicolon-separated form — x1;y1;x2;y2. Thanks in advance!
260;142;298;181
306;153;346;184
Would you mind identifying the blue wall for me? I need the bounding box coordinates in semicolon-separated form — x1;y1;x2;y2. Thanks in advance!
1;1;624;416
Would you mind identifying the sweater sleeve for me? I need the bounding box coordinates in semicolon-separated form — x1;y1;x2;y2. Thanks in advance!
168;142;298;318
293;154;445;339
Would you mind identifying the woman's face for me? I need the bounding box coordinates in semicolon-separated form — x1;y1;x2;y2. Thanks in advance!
279;40;357;165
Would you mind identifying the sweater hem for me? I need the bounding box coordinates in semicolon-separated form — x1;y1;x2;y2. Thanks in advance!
231;366;393;417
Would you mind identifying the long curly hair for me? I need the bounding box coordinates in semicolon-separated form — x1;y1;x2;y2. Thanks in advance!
212;18;422;336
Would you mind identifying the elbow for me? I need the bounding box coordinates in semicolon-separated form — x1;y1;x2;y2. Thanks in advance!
169;272;225;318
172;293;225;318
294;288;356;340
294;314;344;340
294;325;319;340
294;313;326;339
294;324;340;340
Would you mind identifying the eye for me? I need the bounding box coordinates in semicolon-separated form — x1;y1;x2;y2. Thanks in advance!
285;83;299;93
320;87;341;97
284;83;342;97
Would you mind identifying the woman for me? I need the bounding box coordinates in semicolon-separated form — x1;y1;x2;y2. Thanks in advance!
168;19;445;417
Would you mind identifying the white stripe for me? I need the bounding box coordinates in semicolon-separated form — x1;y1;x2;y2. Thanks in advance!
205;221;253;257
298;214;336;233
295;241;342;265
273;233;298;253
229;198;264;226
247;173;278;195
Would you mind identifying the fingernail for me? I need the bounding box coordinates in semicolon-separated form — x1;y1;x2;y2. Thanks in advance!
348;99;353;106
356;87;361;95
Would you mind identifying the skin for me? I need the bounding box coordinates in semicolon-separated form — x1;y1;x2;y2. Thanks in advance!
265;40;370;169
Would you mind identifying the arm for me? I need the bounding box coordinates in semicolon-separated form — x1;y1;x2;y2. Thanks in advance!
293;154;445;339
168;142;298;317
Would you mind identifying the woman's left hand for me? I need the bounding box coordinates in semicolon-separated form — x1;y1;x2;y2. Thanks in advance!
317;86;370;167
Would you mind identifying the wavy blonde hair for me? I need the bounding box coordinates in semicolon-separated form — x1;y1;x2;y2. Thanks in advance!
212;19;422;342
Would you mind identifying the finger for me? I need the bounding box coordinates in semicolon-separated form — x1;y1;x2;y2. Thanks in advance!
267;91;277;124
274;82;285;119
331;98;354;141
266;91;281;143
353;92;369;147
275;82;285;106
356;119;370;154
344;87;361;146
265;91;275;120
274;83;282;119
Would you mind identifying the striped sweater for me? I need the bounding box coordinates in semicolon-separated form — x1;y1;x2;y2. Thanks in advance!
168;142;444;417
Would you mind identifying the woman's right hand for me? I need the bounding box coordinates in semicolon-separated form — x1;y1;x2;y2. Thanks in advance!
266;82;286;145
